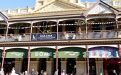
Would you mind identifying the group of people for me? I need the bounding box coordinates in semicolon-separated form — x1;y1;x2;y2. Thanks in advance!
0;68;48;75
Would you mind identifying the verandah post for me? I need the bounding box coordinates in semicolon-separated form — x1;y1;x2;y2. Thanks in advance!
27;21;33;74
85;17;89;75
56;20;59;70
1;21;9;70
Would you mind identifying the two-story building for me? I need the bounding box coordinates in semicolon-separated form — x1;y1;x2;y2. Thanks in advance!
0;0;121;75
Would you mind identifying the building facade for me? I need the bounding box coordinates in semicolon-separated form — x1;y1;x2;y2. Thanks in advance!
0;0;121;75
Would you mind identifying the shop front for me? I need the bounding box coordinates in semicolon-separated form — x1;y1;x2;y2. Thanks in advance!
5;48;28;74
89;46;119;75
31;48;56;75
58;47;86;75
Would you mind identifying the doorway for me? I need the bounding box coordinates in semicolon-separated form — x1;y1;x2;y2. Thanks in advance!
4;58;15;74
89;58;96;75
39;58;46;71
58;58;61;75
104;59;119;75
22;58;28;72
66;58;76;75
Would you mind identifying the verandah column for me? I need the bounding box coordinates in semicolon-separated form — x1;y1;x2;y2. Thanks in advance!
85;17;89;75
56;20;59;70
115;13;119;38
27;21;33;74
1;22;9;70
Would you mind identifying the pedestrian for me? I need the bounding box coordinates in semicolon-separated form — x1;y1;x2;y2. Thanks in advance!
0;68;4;75
40;70;43;75
54;69;58;75
30;69;35;75
24;71;28;75
43;71;47;75
112;70;117;75
21;72;24;75
35;71;38;75
61;70;66;75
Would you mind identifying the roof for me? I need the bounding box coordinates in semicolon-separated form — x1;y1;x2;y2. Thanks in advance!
84;0;120;17
0;12;8;23
33;0;86;12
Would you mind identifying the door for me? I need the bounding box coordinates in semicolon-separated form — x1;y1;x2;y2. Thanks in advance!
104;59;119;75
89;59;96;75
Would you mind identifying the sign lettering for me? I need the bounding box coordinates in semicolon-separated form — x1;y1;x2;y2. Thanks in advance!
35;52;52;57
11;52;24;56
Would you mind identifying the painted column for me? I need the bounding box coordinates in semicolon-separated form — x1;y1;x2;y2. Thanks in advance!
76;61;86;75
46;61;53;75
30;61;39;71
96;61;103;75
15;61;22;73
61;61;67;72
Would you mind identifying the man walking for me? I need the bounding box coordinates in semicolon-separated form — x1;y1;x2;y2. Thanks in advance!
30;69;36;75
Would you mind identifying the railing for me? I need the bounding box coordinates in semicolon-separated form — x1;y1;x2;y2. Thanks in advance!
0;31;120;42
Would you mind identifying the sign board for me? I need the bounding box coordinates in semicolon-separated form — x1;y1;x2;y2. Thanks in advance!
31;48;55;58
31;33;57;41
89;47;118;58
6;48;28;58
58;47;86;58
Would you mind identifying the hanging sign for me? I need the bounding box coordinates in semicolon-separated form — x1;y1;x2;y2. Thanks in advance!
31;33;57;41
89;47;118;58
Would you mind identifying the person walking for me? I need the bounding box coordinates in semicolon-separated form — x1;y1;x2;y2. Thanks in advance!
112;70;117;75
24;71;28;75
54;69;58;75
30;69;36;75
40;70;43;75
61;70;66;75
35;71;38;75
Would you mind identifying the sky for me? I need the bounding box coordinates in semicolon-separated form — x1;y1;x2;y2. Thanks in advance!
0;0;98;10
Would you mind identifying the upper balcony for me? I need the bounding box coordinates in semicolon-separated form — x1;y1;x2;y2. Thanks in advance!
0;18;121;42
0;30;120;42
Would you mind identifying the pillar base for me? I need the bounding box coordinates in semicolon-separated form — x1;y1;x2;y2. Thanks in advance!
61;61;67;72
76;61;86;75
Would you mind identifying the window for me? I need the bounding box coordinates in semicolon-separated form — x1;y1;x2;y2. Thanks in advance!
115;1;121;6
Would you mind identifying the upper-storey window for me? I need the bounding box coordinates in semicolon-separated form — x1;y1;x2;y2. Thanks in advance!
65;20;76;32
106;22;114;30
92;23;101;31
115;1;121;6
19;26;25;34
89;3;94;8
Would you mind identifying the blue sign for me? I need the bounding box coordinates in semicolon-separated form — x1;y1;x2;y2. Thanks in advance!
31;33;57;41
89;47;118;58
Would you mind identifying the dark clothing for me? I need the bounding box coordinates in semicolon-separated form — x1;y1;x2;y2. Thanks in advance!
40;72;44;75
113;73;117;75
31;71;36;75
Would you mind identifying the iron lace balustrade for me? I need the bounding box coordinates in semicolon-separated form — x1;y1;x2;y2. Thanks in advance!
0;30;120;42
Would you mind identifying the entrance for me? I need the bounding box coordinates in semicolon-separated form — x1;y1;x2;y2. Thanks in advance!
104;59;119;75
4;58;15;74
89;58;96;75
39;58;46;72
67;58;76;75
22;58;28;72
